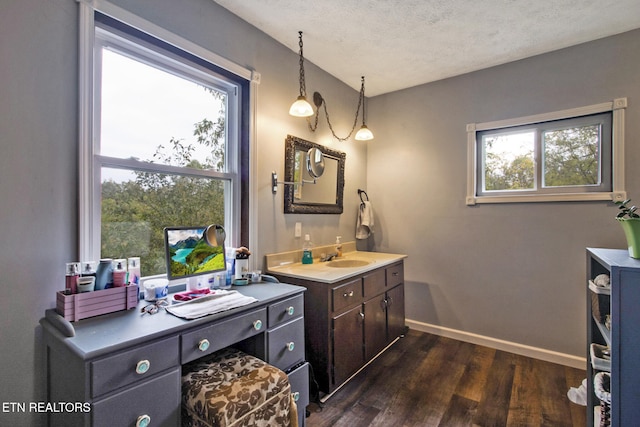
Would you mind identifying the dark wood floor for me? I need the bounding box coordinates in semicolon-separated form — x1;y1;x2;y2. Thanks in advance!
306;330;586;427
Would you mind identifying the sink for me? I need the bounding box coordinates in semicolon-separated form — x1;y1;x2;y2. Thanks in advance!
326;259;371;268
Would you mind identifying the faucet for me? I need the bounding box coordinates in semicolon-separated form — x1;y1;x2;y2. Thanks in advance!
320;253;339;262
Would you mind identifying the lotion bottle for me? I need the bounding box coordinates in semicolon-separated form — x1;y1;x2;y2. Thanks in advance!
335;236;343;257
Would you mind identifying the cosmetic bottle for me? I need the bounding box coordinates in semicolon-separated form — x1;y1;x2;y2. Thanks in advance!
95;258;113;290
65;262;80;294
127;257;141;285
112;259;127;287
302;234;314;264
80;261;96;278
335;236;343;257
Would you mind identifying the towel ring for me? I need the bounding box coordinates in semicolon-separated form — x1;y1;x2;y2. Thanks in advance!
358;189;369;203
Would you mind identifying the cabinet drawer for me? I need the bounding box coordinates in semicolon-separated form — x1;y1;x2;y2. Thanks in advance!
363;268;386;297
332;278;363;312
386;263;404;288
267;317;305;371
287;362;310;415
92;368;180;427
91;336;179;398
181;308;267;364
268;294;304;328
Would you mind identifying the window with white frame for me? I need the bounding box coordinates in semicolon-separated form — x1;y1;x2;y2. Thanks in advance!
466;99;627;205
79;10;250;278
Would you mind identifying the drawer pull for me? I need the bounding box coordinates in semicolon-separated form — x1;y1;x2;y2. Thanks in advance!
198;339;210;352
135;360;150;375
136;414;151;427
287;306;295;316
286;342;295;352
253;319;263;331
392;272;399;276
292;391;300;402
343;290;354;298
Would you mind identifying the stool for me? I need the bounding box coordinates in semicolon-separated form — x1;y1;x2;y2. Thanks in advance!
182;348;298;427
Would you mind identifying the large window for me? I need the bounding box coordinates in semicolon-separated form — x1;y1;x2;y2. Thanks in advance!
466;99;627;205
80;9;251;278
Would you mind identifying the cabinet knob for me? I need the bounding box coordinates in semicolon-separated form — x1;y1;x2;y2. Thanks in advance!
343;290;354;298
359;312;365;321
253;319;263;330
287;342;295;352
198;339;210;352
136;414;151;427
292;391;300;402
287;306;295;316
135;360;150;375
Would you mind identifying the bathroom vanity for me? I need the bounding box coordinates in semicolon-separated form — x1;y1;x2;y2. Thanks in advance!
267;249;407;397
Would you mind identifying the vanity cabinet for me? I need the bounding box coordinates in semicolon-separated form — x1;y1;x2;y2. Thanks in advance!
272;260;405;395
586;248;640;426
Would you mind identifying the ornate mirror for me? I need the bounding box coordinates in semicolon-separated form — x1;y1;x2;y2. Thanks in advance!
284;135;345;214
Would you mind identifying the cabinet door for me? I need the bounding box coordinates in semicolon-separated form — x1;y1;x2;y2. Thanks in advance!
364;293;388;361
332;305;364;387
386;284;405;343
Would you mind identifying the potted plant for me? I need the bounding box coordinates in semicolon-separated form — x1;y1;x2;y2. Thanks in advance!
615;199;640;258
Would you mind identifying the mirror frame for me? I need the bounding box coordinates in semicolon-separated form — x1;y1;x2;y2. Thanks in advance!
284;135;346;214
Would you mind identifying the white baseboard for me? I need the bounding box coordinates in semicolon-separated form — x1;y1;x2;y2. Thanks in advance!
406;319;586;370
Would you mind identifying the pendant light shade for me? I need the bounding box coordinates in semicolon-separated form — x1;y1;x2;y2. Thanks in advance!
355;124;374;141
289;95;314;117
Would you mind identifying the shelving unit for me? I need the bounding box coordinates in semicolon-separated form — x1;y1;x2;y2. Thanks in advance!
586;248;640;426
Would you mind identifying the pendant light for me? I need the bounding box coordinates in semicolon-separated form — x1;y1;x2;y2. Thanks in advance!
354;76;374;141
289;31;314;117
289;32;374;141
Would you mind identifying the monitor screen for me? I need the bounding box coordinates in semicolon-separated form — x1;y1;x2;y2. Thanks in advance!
164;226;226;281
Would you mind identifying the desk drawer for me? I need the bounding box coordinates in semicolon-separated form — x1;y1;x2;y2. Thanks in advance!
287;362;310;424
181;308;267;364
92;368;180;427
332;278;363;312
268;294;304;328
91;336;179;398
267;317;305;371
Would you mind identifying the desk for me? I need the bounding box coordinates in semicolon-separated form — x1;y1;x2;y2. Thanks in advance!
40;283;308;427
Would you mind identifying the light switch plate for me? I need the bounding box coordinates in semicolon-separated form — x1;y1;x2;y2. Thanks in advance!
295;222;302;238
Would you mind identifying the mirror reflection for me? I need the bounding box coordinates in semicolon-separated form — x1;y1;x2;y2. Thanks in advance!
284;135;345;214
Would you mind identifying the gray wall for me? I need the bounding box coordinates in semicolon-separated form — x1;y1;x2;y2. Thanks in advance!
367;30;640;356
1;0;639;424
0;0;365;425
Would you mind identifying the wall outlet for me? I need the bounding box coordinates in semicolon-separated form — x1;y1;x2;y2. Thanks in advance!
295;222;302;238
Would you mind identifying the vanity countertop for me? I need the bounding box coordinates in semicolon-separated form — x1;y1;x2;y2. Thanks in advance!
266;250;407;284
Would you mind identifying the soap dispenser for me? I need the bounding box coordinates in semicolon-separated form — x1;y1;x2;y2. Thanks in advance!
302;234;314;264
335;236;343;257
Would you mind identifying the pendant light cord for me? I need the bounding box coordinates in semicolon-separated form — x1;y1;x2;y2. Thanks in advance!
308;77;365;142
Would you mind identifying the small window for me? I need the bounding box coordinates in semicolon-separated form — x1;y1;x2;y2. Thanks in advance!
466;99;627;205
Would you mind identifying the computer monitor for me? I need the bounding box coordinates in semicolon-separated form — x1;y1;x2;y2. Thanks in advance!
163;226;226;282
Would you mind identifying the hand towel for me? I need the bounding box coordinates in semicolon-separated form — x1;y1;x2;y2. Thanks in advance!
166;290;257;319
356;200;374;239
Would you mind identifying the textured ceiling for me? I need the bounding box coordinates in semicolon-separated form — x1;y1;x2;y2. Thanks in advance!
213;0;640;97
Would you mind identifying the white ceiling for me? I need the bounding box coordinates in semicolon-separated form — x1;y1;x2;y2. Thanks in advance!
213;0;640;97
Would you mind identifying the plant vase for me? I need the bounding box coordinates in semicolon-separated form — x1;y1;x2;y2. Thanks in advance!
617;218;640;258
